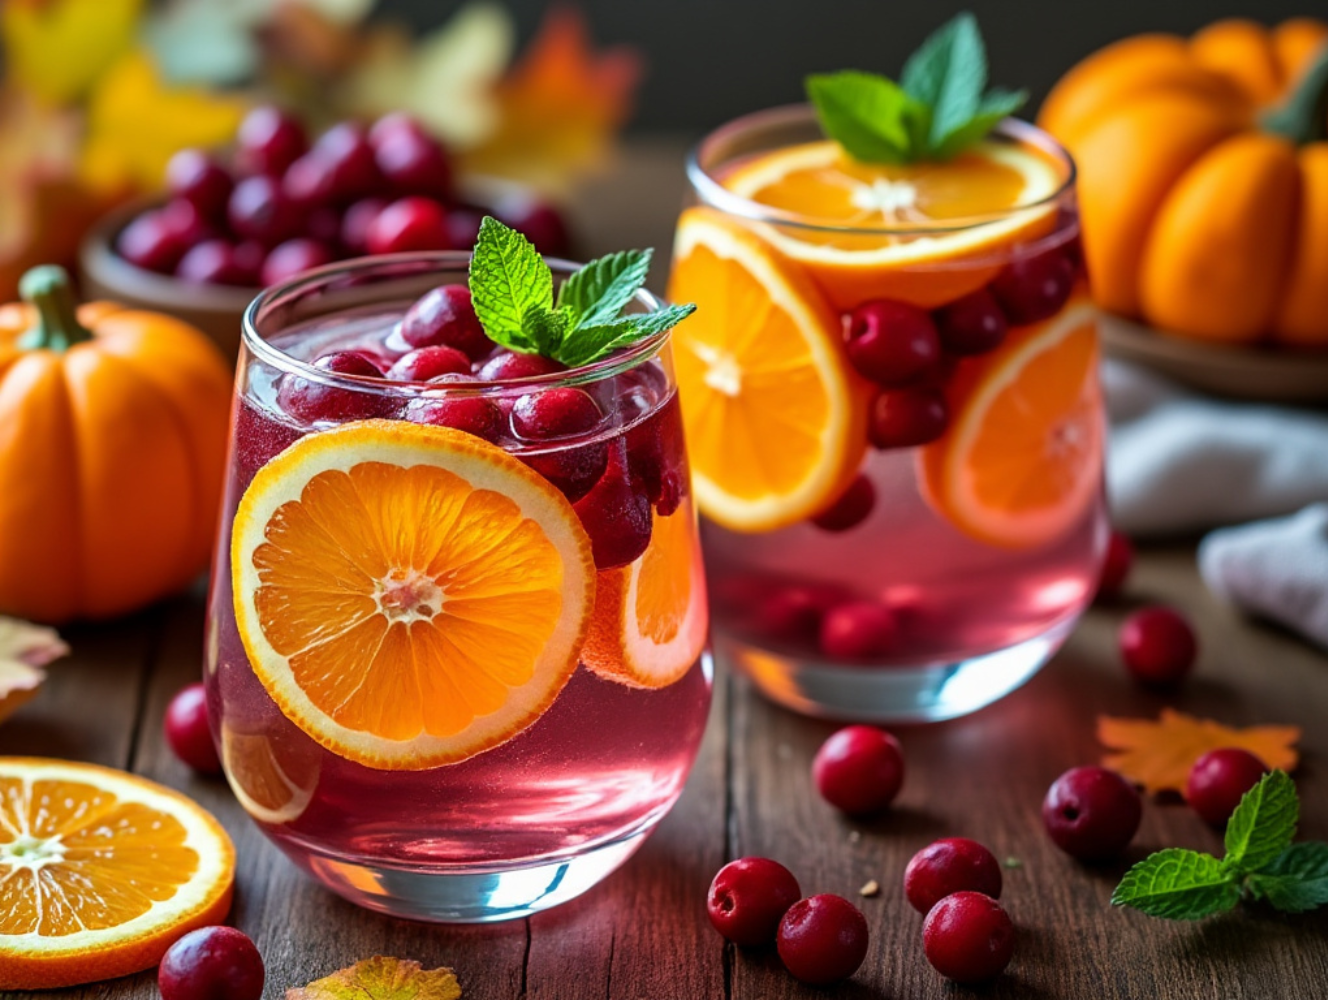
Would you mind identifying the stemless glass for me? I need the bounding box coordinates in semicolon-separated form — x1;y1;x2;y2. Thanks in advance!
668;106;1107;722
205;253;711;923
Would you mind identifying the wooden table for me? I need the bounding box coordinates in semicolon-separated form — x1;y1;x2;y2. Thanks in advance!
5;141;1328;1000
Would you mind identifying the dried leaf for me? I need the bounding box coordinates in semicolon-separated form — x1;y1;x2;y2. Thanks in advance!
1;0;143;105
1098;709;1301;795
287;957;461;1000
0;616;67;725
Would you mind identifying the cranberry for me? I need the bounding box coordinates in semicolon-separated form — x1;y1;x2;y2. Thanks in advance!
706;857;802;947
477;351;567;381
368;111;426;146
1042;766;1142;861
776;894;869;985
165;149;233;221
278;351;393;424
116;210;186;273
812;725;905;815
934;287;1008;355
573;451;652;567
374;125;454;201
755;584;838;642
904;838;1003;914
1096;529;1134;601
158;925;264;1000
812;475;875;532
307;206;342;246
1186;748;1269;826
625;393;689;517
991;248;1075;325
922;891;1015;984
160;198;216;247
510;387;600;439
281;152;338;208
1119;605;1197;686
341;197;388;255
844;299;941;386
404;394;505;443
236;106;307;177
819;601;897;660
494;195;572;257
163;682;221;774
176;240;252;286
228;175;298;246
868;387;949;449
366;197;451;254
260;238;334;287
512;388;608;502
232;241;266;283
401;285;491;359
387;345;471;382
310;122;382;203
447;207;485;250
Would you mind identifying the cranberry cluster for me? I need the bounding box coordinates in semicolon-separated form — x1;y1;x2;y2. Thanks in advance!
115;107;569;288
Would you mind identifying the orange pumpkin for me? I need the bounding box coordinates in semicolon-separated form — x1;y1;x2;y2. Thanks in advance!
0;266;233;624
1039;18;1328;347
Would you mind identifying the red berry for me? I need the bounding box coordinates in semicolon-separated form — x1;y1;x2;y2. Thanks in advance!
934;288;1008;355
160;198;217;248
494;195;572;257
991;248;1075;324
513;388;608;502
368;111;427;146
624;392;689;517
176;240;252;287
706;857;802;947
235;106;307;177
340;197;388;255
776;894;869;985
1042;766;1142;861
755;584;837;642
512;386;601;439
447;207;484;250
922;891;1015;984
116;210;186;273
228;175;298;246
278;351;393;424
366;197;451;254
819;601;897;660
1119;605;1196;686
260;238;334;287
477;351;566;381
373;124;454;201
310;122;382;203
812;474;875;531
1186;748;1269;826
306;206;342;246
281;152;338;209
387;345;471;382
1096;529;1134;601
163;682;220;774
868;387;948;449
573;450;652;567
159;925;264;1000
165;149;233;221
812;725;904;815
904;838;1003;914
844;299;941;386
404;394;505;442
401;285;491;359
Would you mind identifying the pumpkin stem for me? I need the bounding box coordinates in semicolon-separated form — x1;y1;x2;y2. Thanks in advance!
16;265;94;352
1263;46;1328;145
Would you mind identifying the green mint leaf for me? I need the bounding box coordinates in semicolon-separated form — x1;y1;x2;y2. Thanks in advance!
806;71;925;164
1224;771;1298;873
468;216;552;352
1247;842;1328;913
521;306;572;357
556;249;653;329
1112;849;1241;920
555;304;696;368
900;12;985;154
930;88;1027;160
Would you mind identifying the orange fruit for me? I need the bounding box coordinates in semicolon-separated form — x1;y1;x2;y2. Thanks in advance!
220;724;322;826
668;208;870;532
720;139;1066;309
582;502;709;688
919;295;1103;548
231;419;596;771
0;757;235;990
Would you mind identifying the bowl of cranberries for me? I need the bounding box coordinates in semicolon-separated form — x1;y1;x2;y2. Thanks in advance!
79;106;572;358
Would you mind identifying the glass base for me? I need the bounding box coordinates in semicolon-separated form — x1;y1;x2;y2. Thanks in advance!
719;615;1078;723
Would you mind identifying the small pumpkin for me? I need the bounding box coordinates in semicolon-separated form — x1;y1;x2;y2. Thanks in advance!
1039;18;1328;347
0;266;233;623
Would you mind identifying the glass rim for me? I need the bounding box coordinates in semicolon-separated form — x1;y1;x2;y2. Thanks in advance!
685;104;1077;237
241;251;672;397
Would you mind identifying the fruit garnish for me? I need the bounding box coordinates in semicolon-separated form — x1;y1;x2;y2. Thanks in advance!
158;926;264;1000
812;725;905;816
922;891;1015;984
1113;771;1328;919
468;216;694;368
287;956;461;1000
777;894;870;985
1097;710;1300;795
667;208;870;532
918;295;1101;548
1187;748;1270;827
806;14;1026;165
582;503;708;689
0;756;235;989
707;857;802;947
1119;604;1198;686
1041;765;1142;861
220;723;322;826
0;617;66;726
904;838;1003;915
230;419;595;770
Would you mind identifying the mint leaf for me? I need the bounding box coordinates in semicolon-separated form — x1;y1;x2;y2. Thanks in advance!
556;304;696;368
469;216;552;352
522;307;572;357
900;12;985;154
1112;849;1241;920
1247;843;1328;913
806;71;925;164
556;249;652;329
931;88;1027;160
1224;771;1298;873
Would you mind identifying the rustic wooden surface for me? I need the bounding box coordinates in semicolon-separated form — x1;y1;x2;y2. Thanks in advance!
4;141;1328;999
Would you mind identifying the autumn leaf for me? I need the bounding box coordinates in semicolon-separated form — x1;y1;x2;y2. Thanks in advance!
287;957;461;1000
0;616;68;726
1;0;143;106
1098;709;1301;795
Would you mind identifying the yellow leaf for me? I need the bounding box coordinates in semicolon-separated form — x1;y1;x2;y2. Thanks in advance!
287;957;461;1000
0;616;67;725
2;0;144;105
79;49;248;192
1098;709;1301;795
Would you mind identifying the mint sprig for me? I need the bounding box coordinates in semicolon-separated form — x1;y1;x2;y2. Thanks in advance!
806;12;1027;164
1112;771;1328;920
468;217;694;368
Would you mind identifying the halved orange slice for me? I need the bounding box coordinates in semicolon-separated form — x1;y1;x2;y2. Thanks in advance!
720;139;1065;309
668;208;870;532
919;296;1103;548
0;757;235;990
220;724;321;826
231;420;596;770
582;502;709;689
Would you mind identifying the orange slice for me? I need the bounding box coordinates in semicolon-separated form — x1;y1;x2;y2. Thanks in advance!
920;295;1103;548
231;419;596;771
582;502;709;689
720;139;1065;309
220;724;322;825
0;757;235;990
668;208;870;532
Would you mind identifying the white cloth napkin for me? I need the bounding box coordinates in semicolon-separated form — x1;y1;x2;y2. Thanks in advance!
1104;359;1328;649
